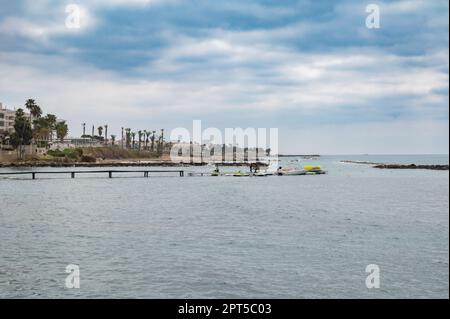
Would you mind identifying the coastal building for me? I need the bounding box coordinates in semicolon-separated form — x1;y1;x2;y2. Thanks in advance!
0;102;18;138
0;102;69;140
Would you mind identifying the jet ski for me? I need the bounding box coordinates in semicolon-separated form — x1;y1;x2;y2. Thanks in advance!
303;165;327;174
229;170;250;177
253;170;272;176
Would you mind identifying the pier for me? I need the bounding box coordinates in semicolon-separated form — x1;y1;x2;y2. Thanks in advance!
0;169;185;179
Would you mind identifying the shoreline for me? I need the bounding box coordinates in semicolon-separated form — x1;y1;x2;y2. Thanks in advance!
373;163;449;170
0;160;268;168
341;160;449;171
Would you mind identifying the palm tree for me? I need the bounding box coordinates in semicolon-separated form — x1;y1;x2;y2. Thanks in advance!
151;130;156;151
25;99;42;123
131;132;136;148
36;127;50;145
25;99;42;148
55;121;69;142
97;126;103;138
44;114;57;141
138;130;143;151
111;135;116;146
11;108;32;159
32;117;50;146
25;99;35;116
158;128;164;154
125;128;131;148
121;127;124;149
104;125;108;144
143;130;149;149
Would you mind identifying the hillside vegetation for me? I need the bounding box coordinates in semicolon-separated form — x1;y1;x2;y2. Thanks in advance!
45;147;160;162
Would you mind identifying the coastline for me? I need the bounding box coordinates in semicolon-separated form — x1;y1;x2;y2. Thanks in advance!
341;160;449;171
0;159;269;168
0;161;197;168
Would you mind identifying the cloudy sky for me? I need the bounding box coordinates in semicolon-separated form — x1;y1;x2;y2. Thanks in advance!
0;0;448;154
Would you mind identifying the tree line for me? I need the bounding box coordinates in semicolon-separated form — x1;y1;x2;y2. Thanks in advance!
81;124;166;154
9;99;68;159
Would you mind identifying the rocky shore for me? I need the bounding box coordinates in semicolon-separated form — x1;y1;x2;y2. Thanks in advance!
341;160;449;171
0;160;267;168
341;160;380;165
0;161;193;168
373;164;449;170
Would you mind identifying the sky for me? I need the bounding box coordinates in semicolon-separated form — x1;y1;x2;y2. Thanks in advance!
0;0;448;154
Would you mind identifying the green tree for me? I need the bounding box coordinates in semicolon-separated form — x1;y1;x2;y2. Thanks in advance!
33;117;50;144
55;121;69;142
25;99;42;147
158;128;164;155
125;128;131;148
25;99;42;122
144;130;149;149
131;132;136;148
104;125;108;144
10;109;33;159
44;114;57;141
150;130;156;151
138;130;143;151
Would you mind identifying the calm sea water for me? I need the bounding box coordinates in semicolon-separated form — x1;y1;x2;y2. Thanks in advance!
0;155;448;298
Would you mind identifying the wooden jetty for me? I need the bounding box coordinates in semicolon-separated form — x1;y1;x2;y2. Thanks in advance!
0;169;185;179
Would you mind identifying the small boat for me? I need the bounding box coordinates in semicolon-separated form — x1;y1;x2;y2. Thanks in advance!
277;168;307;176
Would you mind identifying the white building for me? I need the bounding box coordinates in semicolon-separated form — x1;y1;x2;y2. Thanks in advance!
0;102;18;138
0;102;33;141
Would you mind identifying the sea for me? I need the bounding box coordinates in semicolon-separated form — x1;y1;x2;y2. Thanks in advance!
0;155;448;298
